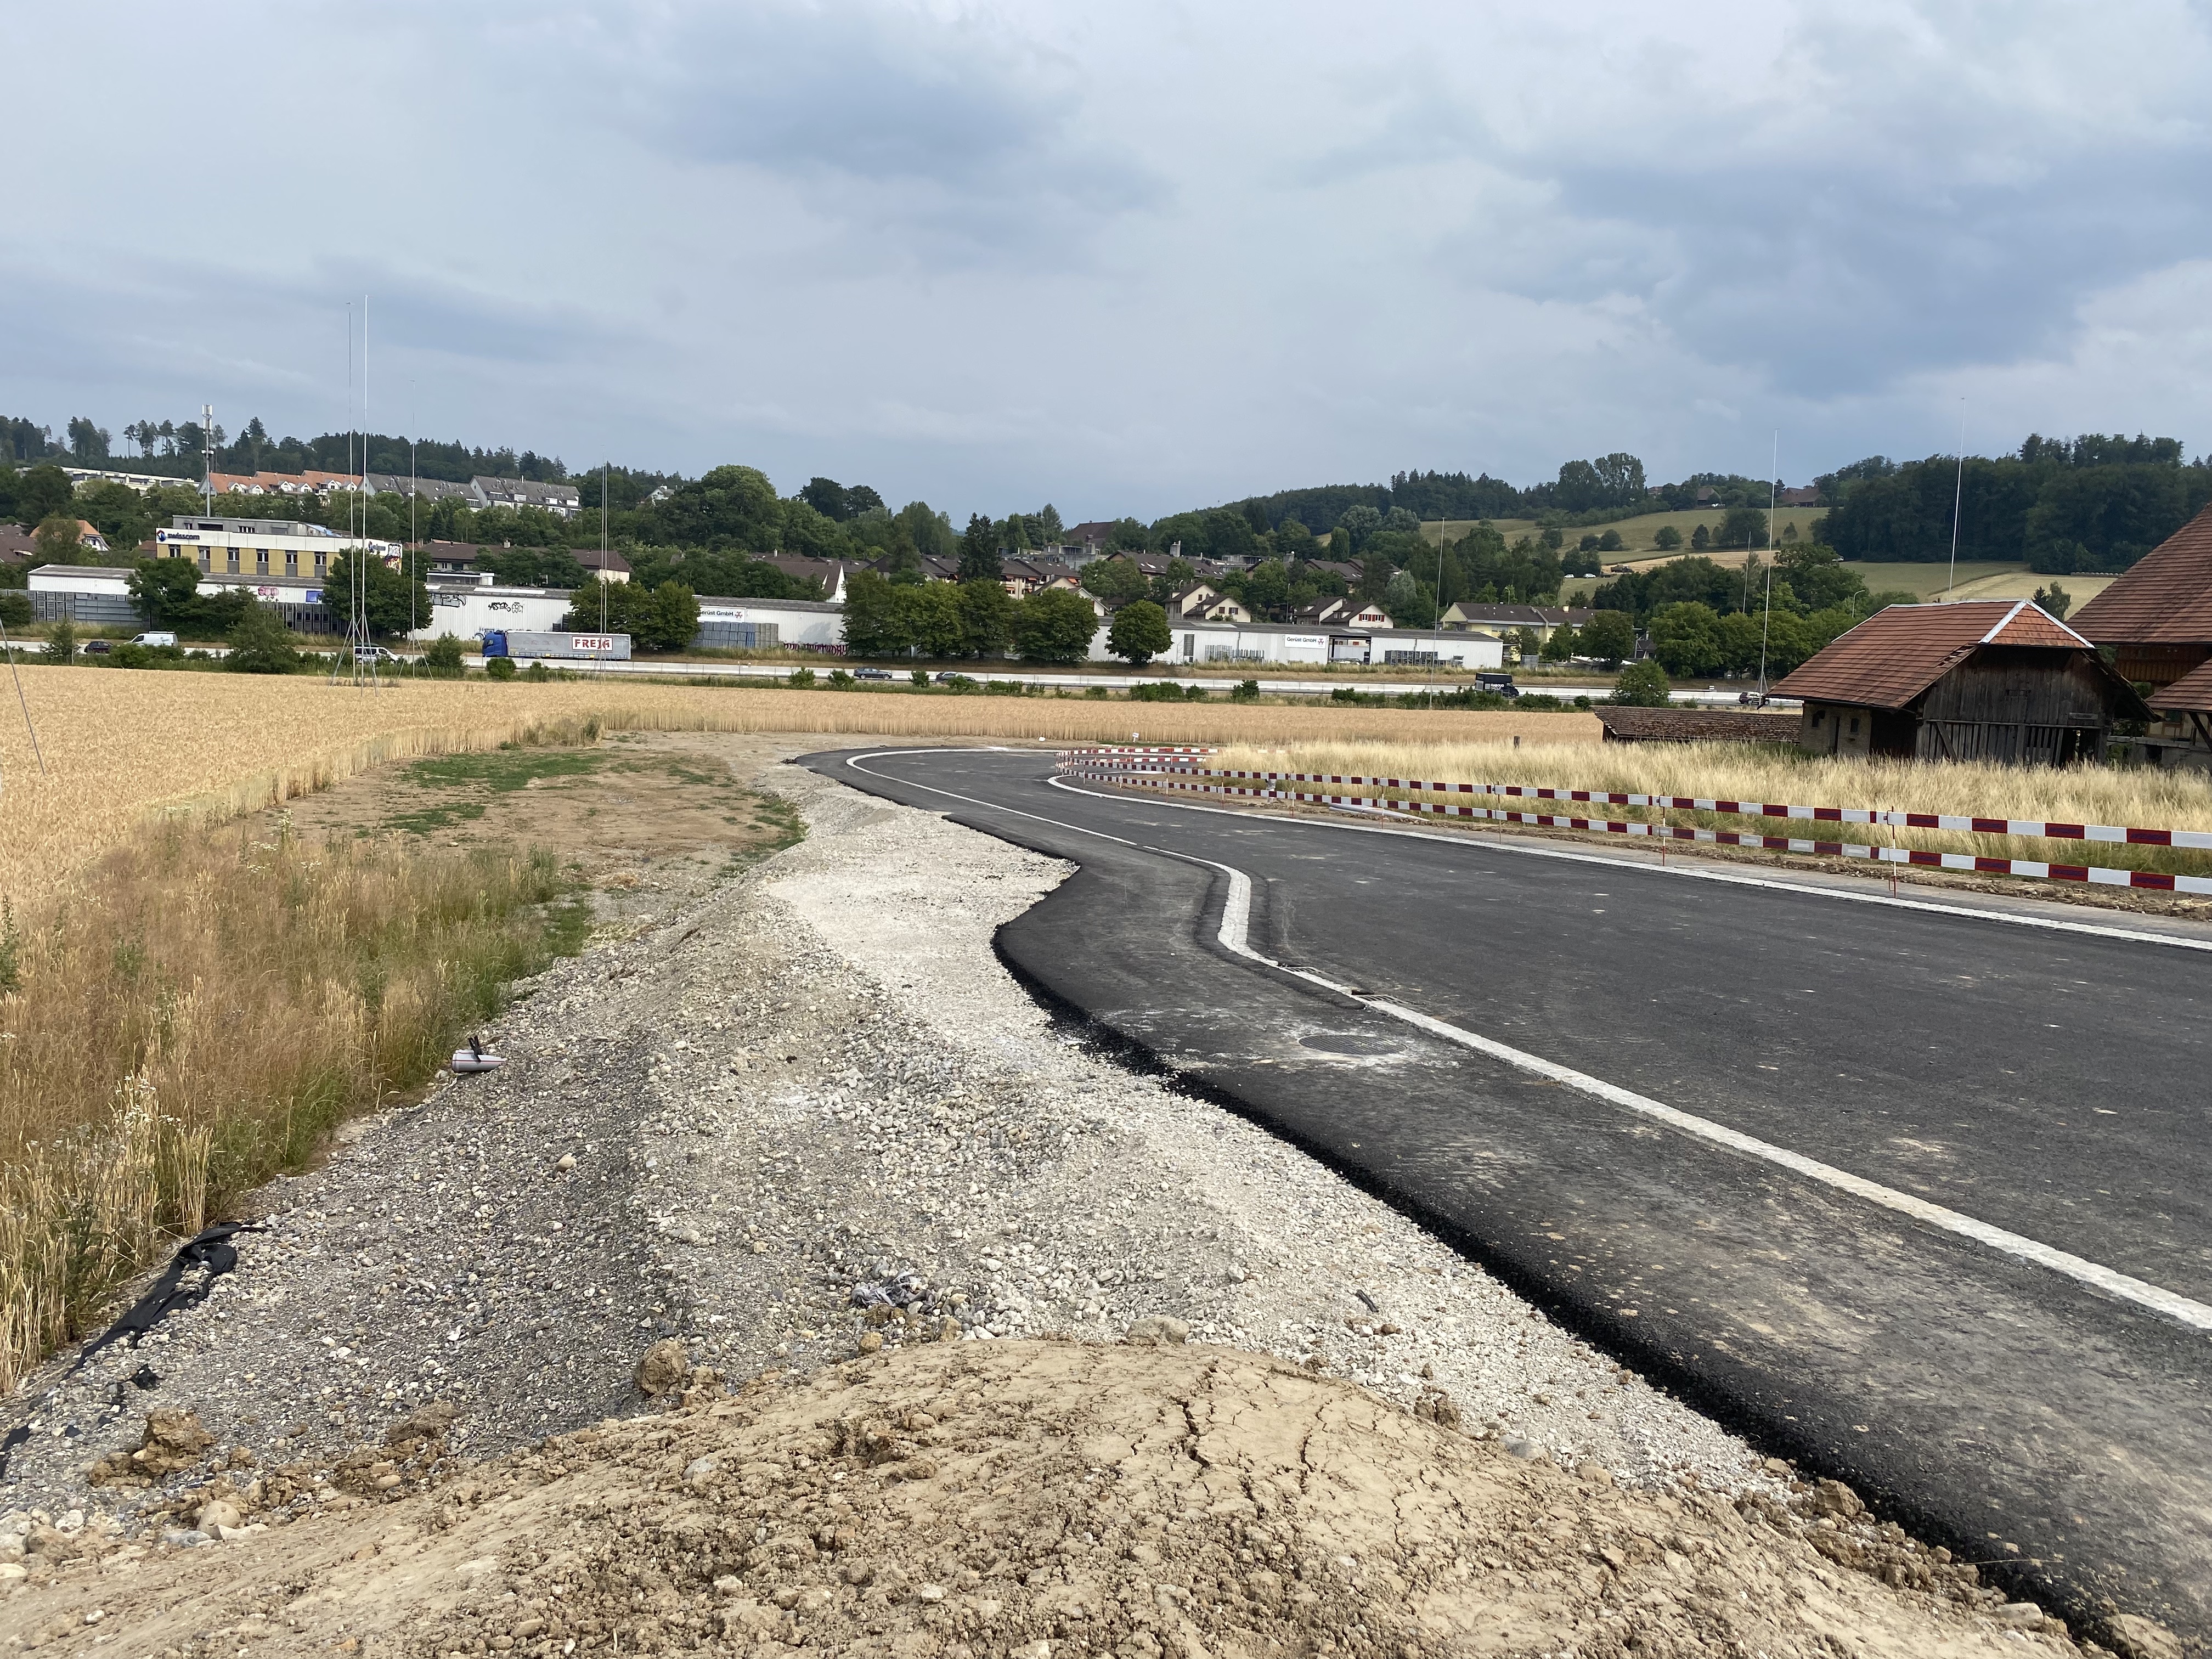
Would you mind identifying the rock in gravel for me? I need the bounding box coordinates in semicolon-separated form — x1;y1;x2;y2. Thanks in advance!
194;1499;241;1535
1125;1313;1189;1346
634;1338;690;1397
1414;1386;1462;1430
2105;1613;2183;1659
85;1409;215;1488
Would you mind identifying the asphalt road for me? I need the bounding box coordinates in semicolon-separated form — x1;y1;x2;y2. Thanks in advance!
804;743;2212;1650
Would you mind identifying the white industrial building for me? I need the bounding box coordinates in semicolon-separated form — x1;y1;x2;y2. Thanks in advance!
1160;619;1505;670
695;596;844;650
410;582;574;643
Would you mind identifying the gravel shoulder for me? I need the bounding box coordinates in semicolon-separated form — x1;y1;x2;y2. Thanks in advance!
0;732;2157;1656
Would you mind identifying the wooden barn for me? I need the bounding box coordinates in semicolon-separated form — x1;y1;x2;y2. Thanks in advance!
1773;600;2145;764
2069;501;2212;767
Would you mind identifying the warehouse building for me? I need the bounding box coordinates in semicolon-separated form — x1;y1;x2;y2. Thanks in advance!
1774;600;2143;764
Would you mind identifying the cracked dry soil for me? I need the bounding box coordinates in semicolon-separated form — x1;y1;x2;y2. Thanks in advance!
0;733;2138;1657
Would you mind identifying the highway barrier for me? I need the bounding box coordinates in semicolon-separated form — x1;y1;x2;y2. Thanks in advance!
1057;749;2212;897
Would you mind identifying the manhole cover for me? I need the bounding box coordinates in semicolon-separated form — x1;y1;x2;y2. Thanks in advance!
1299;1033;1401;1056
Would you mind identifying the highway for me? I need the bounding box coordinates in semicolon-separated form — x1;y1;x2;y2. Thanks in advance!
805;743;2212;1647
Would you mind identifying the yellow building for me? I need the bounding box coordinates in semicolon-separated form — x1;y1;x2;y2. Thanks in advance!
154;514;398;582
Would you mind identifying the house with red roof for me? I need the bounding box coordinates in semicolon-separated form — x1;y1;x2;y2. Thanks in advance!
1773;600;2143;764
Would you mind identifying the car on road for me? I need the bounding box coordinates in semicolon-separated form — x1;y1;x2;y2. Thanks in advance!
354;645;404;664
934;671;976;687
82;639;114;654
853;667;894;680
129;631;178;648
1474;672;1519;697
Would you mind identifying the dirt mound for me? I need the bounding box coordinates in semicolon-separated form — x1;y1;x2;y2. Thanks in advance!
0;1340;2086;1658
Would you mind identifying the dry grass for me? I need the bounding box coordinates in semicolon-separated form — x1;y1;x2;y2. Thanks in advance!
1207;738;2212;876
0;668;1599;908
0;819;582;1395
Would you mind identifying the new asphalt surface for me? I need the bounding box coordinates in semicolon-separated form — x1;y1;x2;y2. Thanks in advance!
803;743;2212;1649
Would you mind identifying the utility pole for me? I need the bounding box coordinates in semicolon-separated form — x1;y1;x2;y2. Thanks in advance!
1945;402;1967;601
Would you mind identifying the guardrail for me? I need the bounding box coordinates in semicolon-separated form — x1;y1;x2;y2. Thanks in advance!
1056;749;2212;896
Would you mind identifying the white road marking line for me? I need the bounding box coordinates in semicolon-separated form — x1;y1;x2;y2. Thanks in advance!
844;748;2212;1334
1175;843;2212;1337
1046;775;2212;955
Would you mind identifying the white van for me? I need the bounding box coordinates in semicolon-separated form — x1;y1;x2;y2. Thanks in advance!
129;631;178;648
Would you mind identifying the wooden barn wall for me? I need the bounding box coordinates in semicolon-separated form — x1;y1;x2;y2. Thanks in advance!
1914;648;2121;764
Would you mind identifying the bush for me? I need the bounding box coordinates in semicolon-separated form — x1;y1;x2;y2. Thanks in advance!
1231;679;1261;703
424;634;467;676
0;592;30;629
485;654;517;681
910;669;929;687
828;669;855;689
1610;659;1672;707
44;620;77;664
1085;686;1110;699
985;680;1024;696
223;603;299;674
526;661;552;682
788;667;817;689
1129;681;1187;702
1183;683;1207;701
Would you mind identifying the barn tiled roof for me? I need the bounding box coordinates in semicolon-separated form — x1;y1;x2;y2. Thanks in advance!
1771;601;2094;709
2148;657;2212;715
1595;707;1801;743
2069;503;2212;646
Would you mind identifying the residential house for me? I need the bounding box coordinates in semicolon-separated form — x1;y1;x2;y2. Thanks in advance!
468;476;583;517
364;473;475;504
420;541;489;581
760;555;856;601
1167;585;1250;623
0;524;33;567
2069;501;2212;766
1778;486;1823;509
1295;596;1393;629
1773;600;2143;764
206;470;359;497
1440;602;1590;641
1064;522;1119;560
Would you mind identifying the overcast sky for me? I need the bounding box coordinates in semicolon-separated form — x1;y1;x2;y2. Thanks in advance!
5;1;2209;521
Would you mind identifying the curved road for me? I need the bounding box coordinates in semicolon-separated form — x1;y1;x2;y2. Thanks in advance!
805;744;2212;1647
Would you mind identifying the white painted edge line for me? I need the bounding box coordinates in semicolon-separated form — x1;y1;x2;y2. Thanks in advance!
1178;845;2212;1338
1045;774;2212;955
850;749;2212;1335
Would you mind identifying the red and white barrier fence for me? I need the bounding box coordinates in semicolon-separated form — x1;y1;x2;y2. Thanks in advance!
1055;750;2212;896
1059;752;2212;853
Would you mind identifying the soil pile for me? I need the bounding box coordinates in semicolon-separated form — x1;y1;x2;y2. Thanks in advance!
0;1340;2086;1659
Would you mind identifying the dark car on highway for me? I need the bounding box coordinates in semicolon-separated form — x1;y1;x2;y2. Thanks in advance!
853;667;894;680
934;671;975;687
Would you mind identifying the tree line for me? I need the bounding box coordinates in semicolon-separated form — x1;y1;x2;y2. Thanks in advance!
1818;434;2212;573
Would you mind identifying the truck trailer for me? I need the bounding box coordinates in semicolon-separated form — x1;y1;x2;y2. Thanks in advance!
480;630;632;661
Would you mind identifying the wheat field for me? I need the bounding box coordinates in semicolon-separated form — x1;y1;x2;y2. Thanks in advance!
0;669;1598;909
1207;738;2212;876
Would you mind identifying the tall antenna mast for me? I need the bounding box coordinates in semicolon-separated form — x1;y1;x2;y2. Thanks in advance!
201;403;215;513
409;380;418;644
1945;401;1967;601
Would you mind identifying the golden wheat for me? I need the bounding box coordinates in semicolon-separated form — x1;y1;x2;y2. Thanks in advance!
1207;738;2212;875
0;668;1599;907
0;820;576;1394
